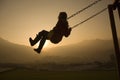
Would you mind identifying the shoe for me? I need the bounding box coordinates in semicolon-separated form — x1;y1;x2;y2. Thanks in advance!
29;37;34;46
34;48;41;54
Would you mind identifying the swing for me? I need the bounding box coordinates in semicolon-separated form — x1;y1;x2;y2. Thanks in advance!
47;30;54;40
47;0;107;44
29;0;107;53
47;30;63;44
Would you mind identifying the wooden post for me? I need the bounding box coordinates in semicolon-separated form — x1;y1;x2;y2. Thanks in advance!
113;0;120;19
117;2;120;19
108;5;120;78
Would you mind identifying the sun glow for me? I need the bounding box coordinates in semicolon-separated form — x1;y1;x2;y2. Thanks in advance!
44;40;50;48
35;40;50;49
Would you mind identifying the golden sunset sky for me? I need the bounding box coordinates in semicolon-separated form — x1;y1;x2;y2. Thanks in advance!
0;0;119;48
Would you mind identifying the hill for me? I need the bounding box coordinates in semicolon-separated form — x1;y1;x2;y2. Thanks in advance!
0;37;118;64
43;39;116;63
0;37;39;63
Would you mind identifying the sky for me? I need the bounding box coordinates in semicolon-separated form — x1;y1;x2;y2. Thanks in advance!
0;0;120;48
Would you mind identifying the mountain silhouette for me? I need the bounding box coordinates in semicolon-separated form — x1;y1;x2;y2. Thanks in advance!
0;37;118;64
0;37;39;64
44;39;116;63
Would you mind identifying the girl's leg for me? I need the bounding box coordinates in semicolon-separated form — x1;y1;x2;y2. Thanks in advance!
34;30;49;53
29;30;48;46
29;34;40;46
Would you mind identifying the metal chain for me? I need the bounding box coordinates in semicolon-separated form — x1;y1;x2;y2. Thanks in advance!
71;7;108;29
67;0;102;20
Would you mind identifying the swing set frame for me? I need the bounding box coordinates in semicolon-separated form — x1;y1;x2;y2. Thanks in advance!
108;0;120;78
68;0;120;78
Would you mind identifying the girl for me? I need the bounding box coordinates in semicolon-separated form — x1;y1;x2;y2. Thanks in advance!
29;12;71;53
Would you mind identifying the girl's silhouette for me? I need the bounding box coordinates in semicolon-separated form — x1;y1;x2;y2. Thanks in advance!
29;12;71;53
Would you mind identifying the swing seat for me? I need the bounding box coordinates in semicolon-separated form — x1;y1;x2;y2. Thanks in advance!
47;30;54;40
47;30;63;44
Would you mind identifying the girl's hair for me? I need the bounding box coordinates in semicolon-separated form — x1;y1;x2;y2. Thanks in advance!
58;12;67;20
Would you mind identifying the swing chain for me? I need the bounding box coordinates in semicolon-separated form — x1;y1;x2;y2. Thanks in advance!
67;0;102;20
71;7;108;29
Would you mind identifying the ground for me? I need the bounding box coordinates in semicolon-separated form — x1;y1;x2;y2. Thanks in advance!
0;69;119;80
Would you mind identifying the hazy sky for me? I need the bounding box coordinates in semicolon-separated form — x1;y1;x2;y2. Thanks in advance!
0;0;119;48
